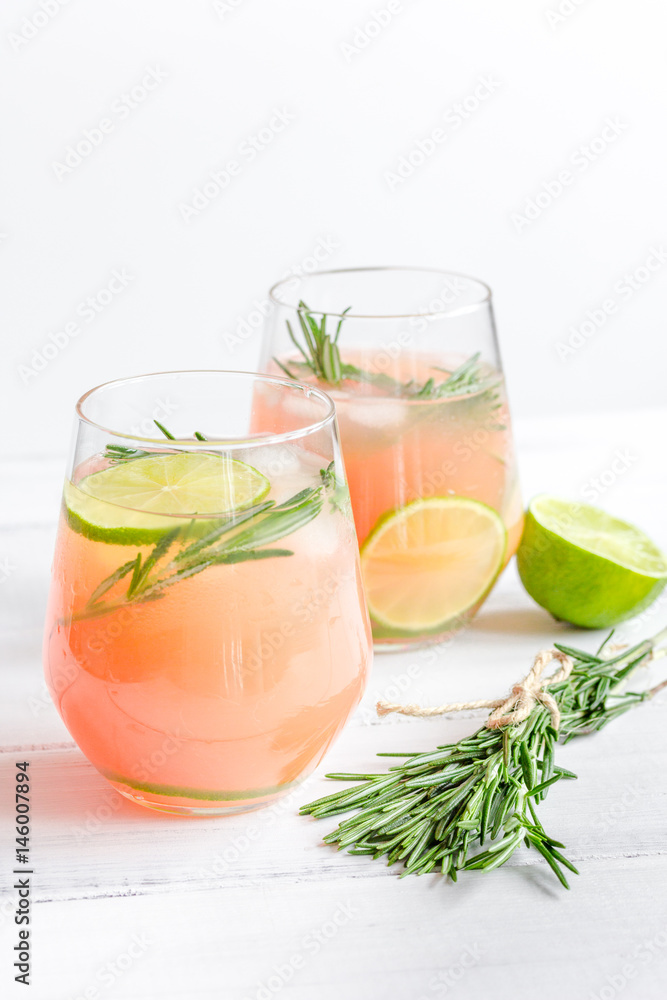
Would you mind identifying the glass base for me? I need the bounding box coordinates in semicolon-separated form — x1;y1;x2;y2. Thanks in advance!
372;620;468;654
106;775;298;817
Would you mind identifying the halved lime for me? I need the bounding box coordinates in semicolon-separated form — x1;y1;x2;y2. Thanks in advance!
517;495;667;628
65;452;270;545
360;497;507;633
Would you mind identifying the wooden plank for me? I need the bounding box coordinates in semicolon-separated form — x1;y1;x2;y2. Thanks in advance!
2;858;667;1000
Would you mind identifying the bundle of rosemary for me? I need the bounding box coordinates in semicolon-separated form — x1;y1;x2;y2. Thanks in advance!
301;629;667;888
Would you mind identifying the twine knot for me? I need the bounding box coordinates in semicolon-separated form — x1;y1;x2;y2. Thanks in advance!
377;648;574;732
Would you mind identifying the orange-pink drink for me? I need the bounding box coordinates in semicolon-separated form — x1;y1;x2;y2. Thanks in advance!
44;445;371;814
268;352;523;646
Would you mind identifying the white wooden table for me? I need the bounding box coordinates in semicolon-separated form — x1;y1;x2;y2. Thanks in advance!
2;409;667;1000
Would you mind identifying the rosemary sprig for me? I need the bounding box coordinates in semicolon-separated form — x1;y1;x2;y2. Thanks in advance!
77;482;326;621
76;423;336;622
274;301;500;402
103;419;202;464
301;629;667;888
104;443;153;464
279;303;351;385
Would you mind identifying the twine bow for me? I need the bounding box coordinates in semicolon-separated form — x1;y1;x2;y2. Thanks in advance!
377;648;574;732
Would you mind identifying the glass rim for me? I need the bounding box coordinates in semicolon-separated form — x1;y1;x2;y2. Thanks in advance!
75;370;337;448
268;265;492;319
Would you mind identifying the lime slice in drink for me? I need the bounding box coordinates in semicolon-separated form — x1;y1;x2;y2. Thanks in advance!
517;495;667;628
65;452;270;545
360;497;507;633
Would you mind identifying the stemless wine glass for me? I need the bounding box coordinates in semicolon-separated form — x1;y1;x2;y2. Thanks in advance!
43;371;371;815
262;267;523;650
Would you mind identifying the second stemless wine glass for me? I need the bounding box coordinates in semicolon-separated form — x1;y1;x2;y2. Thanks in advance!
262;267;523;650
43;371;371;815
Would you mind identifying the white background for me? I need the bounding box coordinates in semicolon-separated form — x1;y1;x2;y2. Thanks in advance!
2;0;666;461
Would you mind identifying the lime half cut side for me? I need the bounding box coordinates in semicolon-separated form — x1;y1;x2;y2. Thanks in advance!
360;497;507;634
517;495;667;628
65;452;271;545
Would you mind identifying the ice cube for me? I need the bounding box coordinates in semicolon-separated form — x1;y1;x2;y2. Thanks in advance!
342;401;408;432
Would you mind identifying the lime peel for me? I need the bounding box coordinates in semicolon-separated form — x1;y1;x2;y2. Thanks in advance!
517;495;667;629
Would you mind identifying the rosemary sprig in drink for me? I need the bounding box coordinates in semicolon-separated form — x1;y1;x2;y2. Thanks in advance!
71;422;338;621
75;481;327;622
274;300;500;403
301;629;667;888
104;443;153;464
103;421;208;465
